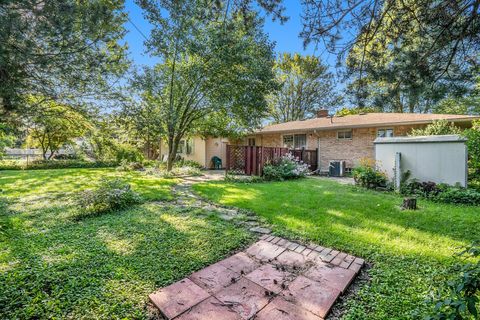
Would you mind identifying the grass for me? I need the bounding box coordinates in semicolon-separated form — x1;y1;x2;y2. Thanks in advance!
193;177;480;319
0;168;253;319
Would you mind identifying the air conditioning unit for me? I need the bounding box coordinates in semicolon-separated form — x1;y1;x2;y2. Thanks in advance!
329;160;346;177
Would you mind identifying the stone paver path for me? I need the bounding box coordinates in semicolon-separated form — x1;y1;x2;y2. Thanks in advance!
149;236;364;319
171;171;272;234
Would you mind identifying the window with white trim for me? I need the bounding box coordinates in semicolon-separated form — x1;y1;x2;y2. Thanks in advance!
283;134;306;149
337;130;352;140
377;128;394;138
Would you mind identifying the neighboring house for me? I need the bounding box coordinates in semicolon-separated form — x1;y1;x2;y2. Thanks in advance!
243;111;480;173
159;137;230;168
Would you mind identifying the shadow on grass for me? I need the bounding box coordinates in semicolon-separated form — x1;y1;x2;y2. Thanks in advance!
0;199;252;319
193;178;480;260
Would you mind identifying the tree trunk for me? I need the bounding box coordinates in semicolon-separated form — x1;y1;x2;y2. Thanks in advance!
166;135;180;171
402;197;417;210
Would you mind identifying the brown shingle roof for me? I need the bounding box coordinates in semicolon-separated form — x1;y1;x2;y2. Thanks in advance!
257;113;480;134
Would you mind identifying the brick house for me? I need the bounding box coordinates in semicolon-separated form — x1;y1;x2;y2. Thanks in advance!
244;111;480;173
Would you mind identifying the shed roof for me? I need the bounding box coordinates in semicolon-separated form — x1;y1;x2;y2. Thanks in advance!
374;135;467;144
257;113;480;134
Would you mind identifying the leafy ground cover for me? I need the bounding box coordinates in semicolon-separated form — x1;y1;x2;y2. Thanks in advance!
193;177;480;319
0;169;252;319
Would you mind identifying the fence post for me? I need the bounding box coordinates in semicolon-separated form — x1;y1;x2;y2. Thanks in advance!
226;145;230;172
259;146;264;176
252;146;258;175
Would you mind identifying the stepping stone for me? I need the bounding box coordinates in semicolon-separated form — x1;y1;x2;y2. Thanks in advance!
219;214;235;221
250;226;271;234
246;240;285;262
214;278;270;320
275;250;307;268
282;275;340;319
189;262;240;294
255;296;322;320
175;296;241;320
149;278;210;319
245;263;294;293
303;261;356;293
219;252;260;275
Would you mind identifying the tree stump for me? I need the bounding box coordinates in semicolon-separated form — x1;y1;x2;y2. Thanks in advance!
402;197;417;210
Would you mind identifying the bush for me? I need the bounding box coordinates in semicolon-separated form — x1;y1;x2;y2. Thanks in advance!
76;179;142;217
427;243;480;320
352;158;387;189
144;165;202;178
113;143;144;163
400;180;442;198
262;153;310;181
433;187;480;206
0;159;117;170
52;153;82;160
174;159;203;169
116;160;144;172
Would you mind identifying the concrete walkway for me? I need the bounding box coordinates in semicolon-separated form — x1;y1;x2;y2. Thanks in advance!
149;236;364;319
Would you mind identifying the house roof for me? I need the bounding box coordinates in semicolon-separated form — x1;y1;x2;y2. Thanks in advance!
256;113;480;134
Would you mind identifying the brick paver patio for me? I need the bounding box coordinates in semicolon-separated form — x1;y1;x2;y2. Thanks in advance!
149;236;364;319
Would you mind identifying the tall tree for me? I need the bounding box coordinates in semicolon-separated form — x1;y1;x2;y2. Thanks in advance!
25;97;91;160
267;53;340;123
0;0;129;118
117;101;165;159
135;0;278;170
301;0;479;112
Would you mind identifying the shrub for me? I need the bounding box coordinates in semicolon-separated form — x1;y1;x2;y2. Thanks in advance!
409;119;462;136
352;158;387;188
0;159;117;170
144;165;202;178
433;187;480;206
113;143;144;163
427;243;480;320
400;180;441;198
116;160;144;172
76;179;142;217
174;159;203;169
262;153;310;181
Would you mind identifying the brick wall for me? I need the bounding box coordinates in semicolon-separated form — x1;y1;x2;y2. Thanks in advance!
251;124;426;171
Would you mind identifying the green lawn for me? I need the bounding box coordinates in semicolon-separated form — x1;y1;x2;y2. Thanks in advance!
0;169;253;319
193;177;480;319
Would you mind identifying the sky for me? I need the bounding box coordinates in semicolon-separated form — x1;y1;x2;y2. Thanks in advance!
122;0;338;71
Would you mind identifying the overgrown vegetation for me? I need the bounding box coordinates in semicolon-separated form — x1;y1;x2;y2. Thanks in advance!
0;168;252;319
263;153;310;181
409;119;462;137
352;158;388;189
427;243;480;319
194;178;480;319
0;159;118;171
401;177;480;206
76;179;142;218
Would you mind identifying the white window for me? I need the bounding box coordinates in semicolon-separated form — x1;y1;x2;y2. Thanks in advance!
377;128;394;138
283;134;306;149
337;130;353;140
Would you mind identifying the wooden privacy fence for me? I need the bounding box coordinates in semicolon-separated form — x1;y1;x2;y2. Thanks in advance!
226;145;318;176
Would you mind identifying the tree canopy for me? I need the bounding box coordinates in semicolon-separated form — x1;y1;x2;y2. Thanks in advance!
0;0;129;119
267;53;340;123
301;0;479;113
25;96;92;160
134;0;277;169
